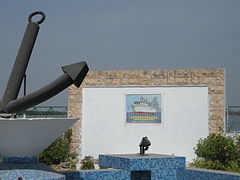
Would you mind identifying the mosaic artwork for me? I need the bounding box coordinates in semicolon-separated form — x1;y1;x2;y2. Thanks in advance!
126;94;161;123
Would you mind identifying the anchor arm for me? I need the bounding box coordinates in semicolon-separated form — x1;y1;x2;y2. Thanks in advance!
2;61;88;113
4;74;71;113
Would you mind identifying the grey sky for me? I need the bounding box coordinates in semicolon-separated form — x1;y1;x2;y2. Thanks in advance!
0;1;239;106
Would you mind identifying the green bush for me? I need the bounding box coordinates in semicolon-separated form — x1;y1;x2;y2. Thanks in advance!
190;159;226;170
39;129;76;165
226;160;240;172
194;134;237;164
80;156;95;170
191;133;240;173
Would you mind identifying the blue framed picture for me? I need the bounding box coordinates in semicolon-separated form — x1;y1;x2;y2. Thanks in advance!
126;94;161;123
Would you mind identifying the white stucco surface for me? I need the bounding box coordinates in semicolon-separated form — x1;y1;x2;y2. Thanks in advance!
0;118;78;157
81;86;208;161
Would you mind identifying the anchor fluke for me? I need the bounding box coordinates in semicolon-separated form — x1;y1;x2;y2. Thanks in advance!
62;61;89;88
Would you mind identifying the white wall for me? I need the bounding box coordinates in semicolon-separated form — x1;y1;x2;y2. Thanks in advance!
81;86;208;161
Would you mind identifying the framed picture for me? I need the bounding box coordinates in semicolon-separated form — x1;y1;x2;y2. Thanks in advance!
126;94;161;123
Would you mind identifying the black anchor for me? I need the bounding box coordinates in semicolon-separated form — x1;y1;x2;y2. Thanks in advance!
0;11;88;116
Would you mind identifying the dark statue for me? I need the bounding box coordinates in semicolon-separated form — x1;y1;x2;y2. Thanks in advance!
139;136;151;155
0;11;89;117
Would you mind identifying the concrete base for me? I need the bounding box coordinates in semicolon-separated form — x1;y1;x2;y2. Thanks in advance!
0;118;78;157
0;118;79;180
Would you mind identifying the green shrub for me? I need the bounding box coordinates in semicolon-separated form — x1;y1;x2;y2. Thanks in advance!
190;159;225;170
39;129;76;165
80;156;95;170
194;134;237;164
234;136;240;159
191;133;240;173
226;160;240;173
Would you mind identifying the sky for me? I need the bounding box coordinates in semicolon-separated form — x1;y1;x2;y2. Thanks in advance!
0;0;239;107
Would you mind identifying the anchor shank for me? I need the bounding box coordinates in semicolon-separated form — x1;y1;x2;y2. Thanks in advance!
2;22;40;106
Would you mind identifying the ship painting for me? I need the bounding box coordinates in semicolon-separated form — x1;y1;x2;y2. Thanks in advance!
126;94;161;123
131;102;156;113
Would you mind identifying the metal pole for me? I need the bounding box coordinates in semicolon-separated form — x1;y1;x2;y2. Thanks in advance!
23;73;26;118
24;74;26;96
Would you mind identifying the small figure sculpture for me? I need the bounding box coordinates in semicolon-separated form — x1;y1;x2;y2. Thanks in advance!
139;136;151;155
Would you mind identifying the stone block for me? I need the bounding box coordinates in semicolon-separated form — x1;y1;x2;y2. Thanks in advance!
208;86;224;94
209;110;224;120
191;69;219;78
208;94;224;107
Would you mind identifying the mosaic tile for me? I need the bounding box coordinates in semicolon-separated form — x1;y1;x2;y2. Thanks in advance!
3;154;240;179
177;168;240;180
61;169;130;180
0;169;65;180
99;154;185;180
3;157;38;164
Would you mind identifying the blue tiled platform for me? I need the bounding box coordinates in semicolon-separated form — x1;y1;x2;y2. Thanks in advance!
3;156;38;164
0;160;65;180
61;169;130;180
178;167;240;180
99;154;185;179
99;154;185;171
2;154;240;179
0;169;65;180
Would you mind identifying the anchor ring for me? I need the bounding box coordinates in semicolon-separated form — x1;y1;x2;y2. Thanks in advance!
28;11;45;24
